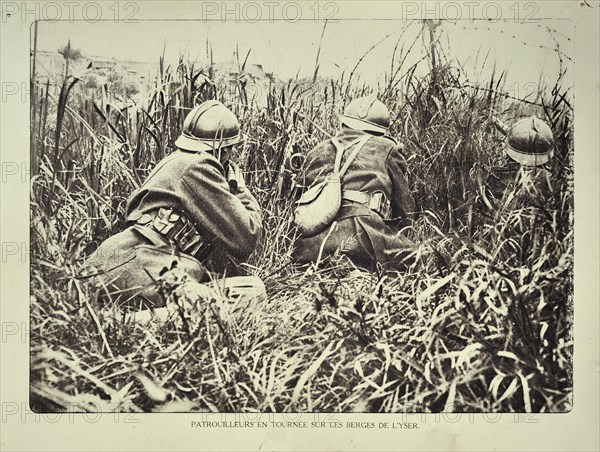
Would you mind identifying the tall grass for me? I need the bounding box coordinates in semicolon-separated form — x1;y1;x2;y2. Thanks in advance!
30;23;572;413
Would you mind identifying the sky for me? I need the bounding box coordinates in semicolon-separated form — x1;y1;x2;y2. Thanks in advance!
35;18;574;90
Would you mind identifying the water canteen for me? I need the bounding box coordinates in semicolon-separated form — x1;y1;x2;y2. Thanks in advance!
294;135;371;236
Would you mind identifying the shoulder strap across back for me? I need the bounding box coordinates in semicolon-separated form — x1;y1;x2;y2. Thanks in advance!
331;135;371;176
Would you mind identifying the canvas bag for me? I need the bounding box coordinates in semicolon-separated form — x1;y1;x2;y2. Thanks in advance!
294;135;371;236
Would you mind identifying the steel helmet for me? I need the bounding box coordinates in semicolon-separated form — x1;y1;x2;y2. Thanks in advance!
341;96;390;134
504;116;555;166
175;100;241;153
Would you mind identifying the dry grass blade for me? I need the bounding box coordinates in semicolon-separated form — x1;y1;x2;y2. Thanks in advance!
416;272;456;314
291;340;340;405
74;280;114;358
444;379;458;412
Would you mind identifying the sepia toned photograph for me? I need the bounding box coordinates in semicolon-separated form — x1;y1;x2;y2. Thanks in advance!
27;11;574;415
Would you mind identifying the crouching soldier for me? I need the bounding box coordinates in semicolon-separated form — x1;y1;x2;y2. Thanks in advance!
479;116;555;211
292;96;415;272
80;100;264;314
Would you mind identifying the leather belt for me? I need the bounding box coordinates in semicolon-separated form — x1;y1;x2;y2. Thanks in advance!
127;207;211;260
341;189;391;219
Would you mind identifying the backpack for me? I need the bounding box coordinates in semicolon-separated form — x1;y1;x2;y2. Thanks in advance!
294;135;371;236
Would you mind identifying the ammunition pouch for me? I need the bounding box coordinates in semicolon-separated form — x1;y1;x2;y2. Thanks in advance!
127;207;211;260
342;190;392;220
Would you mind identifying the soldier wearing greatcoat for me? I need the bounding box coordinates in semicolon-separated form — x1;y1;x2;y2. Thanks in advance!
293;96;416;271
81;100;263;310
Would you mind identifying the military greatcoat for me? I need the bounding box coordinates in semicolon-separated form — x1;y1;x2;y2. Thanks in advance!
293;128;415;271
81;149;263;309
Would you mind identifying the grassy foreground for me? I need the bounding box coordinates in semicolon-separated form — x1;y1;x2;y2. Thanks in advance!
30;25;573;413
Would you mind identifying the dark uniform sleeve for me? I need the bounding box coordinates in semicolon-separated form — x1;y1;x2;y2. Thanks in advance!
385;144;415;223
179;158;263;260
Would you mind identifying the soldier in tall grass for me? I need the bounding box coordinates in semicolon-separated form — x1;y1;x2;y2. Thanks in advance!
479;116;556;211
80;100;263;311
293;96;415;272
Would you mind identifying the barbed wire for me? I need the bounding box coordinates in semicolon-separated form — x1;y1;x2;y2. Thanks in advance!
33;20;573;114
460;83;570;110
445;21;574;63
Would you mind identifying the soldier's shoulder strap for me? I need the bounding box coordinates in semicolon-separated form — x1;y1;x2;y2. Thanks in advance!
331;135;371;176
